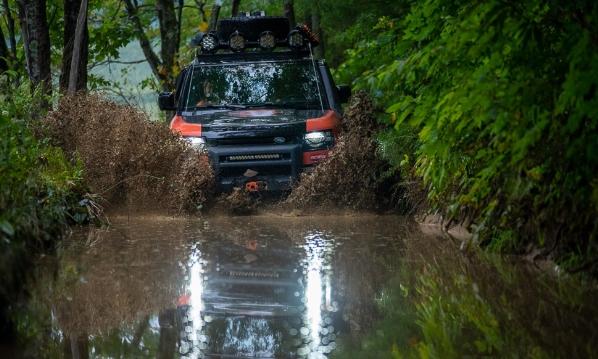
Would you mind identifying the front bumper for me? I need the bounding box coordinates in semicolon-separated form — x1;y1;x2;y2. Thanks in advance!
208;143;302;192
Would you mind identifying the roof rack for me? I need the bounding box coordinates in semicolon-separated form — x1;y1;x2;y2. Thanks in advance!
189;14;319;55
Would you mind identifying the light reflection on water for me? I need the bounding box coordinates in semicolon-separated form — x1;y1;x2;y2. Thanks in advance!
302;231;336;358
40;216;408;358
177;228;341;357
187;244;204;356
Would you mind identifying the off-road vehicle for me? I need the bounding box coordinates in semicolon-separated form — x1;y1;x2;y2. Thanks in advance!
158;13;349;192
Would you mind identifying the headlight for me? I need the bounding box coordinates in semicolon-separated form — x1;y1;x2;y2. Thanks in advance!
303;131;334;149
185;136;206;150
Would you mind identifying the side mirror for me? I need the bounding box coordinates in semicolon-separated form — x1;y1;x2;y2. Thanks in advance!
158;92;176;111
337;85;351;104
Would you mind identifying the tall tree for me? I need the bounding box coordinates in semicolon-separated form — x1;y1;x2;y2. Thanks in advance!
61;0;88;92
0;25;9;72
67;0;88;93
311;2;323;59
16;0;51;94
208;0;222;31
283;0;295;29
1;0;18;71
123;0;181;90
231;0;240;17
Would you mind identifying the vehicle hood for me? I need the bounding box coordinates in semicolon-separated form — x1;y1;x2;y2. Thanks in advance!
181;108;326;140
182;108;325;127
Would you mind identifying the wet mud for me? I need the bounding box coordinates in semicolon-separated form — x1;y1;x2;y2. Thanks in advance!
286;92;403;211
43;95;214;212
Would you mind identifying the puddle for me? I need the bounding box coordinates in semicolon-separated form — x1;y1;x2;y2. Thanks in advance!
12;215;414;358
8;215;597;358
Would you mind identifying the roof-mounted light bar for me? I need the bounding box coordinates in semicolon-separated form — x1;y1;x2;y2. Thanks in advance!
192;15;319;55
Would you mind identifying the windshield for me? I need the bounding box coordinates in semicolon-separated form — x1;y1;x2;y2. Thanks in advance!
182;61;325;110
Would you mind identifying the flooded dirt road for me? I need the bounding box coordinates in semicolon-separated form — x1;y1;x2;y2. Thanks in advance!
8;214;598;358
14;215;415;358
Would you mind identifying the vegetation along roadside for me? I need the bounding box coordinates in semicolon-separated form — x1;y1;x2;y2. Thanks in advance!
333;0;598;275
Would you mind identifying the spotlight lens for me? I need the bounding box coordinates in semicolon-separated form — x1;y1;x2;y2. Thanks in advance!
259;31;276;50
229;32;246;52
200;34;218;52
288;30;304;48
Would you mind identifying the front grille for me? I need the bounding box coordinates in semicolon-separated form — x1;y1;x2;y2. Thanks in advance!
219;165;292;177
223;153;289;162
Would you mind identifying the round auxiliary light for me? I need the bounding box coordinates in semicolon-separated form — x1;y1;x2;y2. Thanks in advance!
200;32;218;53
288;30;305;49
229;31;246;52
259;31;276;50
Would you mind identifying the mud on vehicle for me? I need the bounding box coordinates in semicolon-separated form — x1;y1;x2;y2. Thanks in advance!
158;13;350;193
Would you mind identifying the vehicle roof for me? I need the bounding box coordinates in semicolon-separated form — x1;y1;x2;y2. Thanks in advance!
191;50;324;65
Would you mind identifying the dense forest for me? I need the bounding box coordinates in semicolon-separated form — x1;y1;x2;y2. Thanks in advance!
3;0;596;272
1;0;598;356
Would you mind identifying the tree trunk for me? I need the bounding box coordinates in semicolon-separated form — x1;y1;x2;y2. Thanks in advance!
0;26;9;72
156;0;178;89
2;0;18;61
231;0;240;17
311;7;324;59
67;0;88;93
16;0;51;95
61;0;88;93
283;0;295;29
176;0;183;49
208;2;221;31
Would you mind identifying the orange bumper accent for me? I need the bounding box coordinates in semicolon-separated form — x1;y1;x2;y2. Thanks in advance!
303;149;330;165
306;110;340;134
170;115;202;137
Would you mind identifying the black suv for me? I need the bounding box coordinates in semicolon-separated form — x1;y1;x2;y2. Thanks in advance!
159;14;349;192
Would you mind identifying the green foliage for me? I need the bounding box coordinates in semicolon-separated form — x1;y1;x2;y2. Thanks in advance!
0;86;87;246
337;0;598;270
0;83;94;329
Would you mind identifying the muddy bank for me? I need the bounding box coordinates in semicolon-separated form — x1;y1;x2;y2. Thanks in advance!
43;95;214;212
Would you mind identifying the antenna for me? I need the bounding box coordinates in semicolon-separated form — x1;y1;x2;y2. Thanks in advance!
308;43;324;112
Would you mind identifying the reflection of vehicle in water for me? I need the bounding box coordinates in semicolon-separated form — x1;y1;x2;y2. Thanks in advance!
170;231;340;358
159;13;350;193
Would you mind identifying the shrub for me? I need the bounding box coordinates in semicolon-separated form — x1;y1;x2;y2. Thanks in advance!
337;0;598;272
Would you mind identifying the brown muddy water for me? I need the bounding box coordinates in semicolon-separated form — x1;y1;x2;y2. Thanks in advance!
5;214;598;358
7;215;412;358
